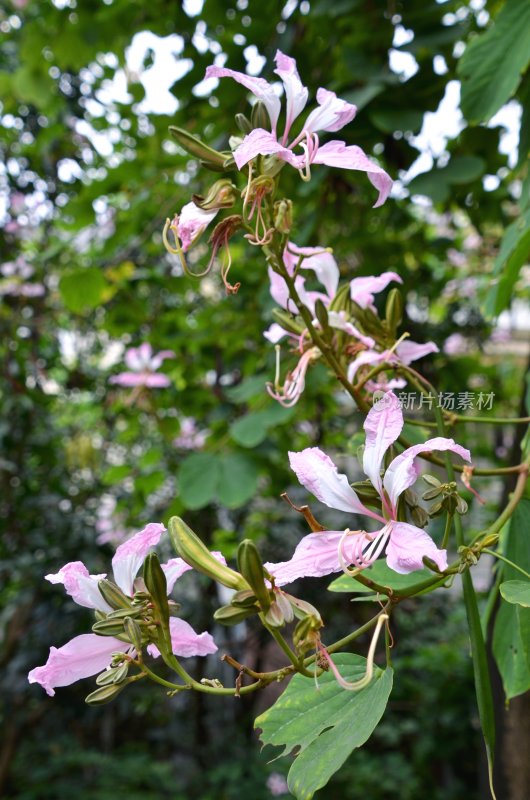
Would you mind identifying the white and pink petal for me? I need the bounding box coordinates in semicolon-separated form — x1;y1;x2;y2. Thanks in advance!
264;531;346;586
147;617;217;658
383;437;471;511
288;447;379;518
205;66;281;131
362;391;404;496
386;521;447;575
112;522;166;597
312;141;392;207
28;634;130;697
46;562;111;614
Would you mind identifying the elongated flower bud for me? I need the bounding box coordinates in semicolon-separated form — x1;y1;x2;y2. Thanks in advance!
237;540;272;612
193;179;238;211
85;682;126;706
92;618;126;637
96;662;129;687
143;553;170;629
251;101;269;130
98;579;132;610
273;199;293;234
169;126;228;169
385;288;403;338
214;604;257;626
168;516;248;591
235;113;252;134
124;617;144;652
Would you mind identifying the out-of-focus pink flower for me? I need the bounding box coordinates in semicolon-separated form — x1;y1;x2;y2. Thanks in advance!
265;392;470;583
443;333;468;356
95;495;129;546
173;417;208;450
109;343;175;388
266;773;290;796
28;524;221;696
348;339;439;384
350;271;402;311
0;257;45;297
206;51;392;207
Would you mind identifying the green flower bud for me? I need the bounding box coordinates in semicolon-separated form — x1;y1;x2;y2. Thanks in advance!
168;126;229;169
385;288;403;338
273;199;293;234
96;662;130;687
263;601;285;628
124;617;143;652
235;113;252;134
92;617;126;637
143;552;170;629
98;579;132;610
214;604;258;626
85;682;126;706
251;101;269;130
193;179;238;211
168;517;248;591
422;556;443;573
237;539;272;612
231;589;259;609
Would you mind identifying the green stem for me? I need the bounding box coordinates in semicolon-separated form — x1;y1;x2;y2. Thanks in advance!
482;549;530;581
441;513;453;549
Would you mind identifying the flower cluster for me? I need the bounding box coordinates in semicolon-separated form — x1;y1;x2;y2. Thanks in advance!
29;524;219;697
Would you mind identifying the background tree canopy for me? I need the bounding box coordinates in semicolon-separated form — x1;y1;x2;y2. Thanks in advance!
1;0;528;798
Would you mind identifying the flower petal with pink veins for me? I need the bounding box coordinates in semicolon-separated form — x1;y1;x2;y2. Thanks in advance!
147;617;217;658
362;391;403;498
46;561;111;613
394;340;439;365
176;202;218;252
312;141;392;207
112;522;166;596
285;243;339;298
386;521;448;574
304;88;357;134
205;66;281;131
233;129;295;169
264;531;346;586
384;438;471;511
274;50;308;139
28;634;130;696
327;311;375;348
289;447;381;519
349;271;402;311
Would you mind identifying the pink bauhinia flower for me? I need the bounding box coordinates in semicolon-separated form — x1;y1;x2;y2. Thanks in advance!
264;391;471;583
206;51;392;207
28;523;222;696
347;339;440;387
168;201;219;254
109;343;175;388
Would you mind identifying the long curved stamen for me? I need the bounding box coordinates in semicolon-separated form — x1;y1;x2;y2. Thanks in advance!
220;237;240;294
318;613;389;692
267;346;319;407
163;218;212;278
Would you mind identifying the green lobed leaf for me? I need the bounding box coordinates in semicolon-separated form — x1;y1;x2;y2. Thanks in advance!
230;405;294;447
59;268;107;313
328;561;433;594
458;0;530;123
255;654;393;800
217;453;259;508
493;498;530;699
178;453;220;510
483;207;530;318
500;580;530;608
